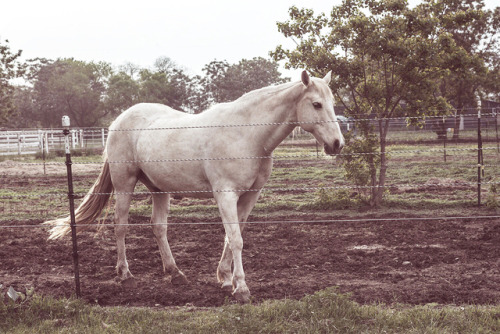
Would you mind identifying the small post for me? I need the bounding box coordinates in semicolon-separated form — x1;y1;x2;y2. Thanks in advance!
42;132;46;175
443;116;447;163
62;116;81;298
17;133;21;155
101;128;105;148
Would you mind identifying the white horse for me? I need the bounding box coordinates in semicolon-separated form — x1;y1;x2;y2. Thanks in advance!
45;71;344;303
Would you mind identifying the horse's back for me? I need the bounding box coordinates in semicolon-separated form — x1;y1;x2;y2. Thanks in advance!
110;103;186;131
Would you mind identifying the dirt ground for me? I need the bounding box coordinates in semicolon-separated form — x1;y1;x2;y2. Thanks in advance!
1;158;499;307
1;215;499;307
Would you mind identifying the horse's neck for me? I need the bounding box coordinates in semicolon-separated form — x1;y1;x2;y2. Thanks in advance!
233;83;302;155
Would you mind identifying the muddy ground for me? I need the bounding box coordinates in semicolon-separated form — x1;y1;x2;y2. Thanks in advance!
1;215;499;307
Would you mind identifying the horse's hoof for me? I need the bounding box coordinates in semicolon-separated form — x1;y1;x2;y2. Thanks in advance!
233;287;251;303
221;282;232;292
170;271;189;285
120;277;137;288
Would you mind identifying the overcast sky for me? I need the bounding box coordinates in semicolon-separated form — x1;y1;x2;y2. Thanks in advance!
2;0;497;79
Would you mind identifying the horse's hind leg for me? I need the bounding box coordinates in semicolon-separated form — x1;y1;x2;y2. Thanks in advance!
114;189;136;288
151;193;188;285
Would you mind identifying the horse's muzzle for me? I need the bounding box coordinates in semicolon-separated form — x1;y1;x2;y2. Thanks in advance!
324;139;343;155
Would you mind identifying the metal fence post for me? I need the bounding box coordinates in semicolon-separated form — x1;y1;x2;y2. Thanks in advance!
62;116;82;298
477;106;483;208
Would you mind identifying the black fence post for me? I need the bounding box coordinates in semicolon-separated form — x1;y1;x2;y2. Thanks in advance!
62;116;81;298
477;108;483;208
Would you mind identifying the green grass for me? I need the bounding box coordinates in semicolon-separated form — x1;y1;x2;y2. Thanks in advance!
1;288;499;333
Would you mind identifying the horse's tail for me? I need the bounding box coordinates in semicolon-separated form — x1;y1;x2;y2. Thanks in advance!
44;158;114;240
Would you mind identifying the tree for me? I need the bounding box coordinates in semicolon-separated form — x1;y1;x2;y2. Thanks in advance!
184;74;211;114
272;0;460;206
5;86;38;128
202;57;289;104
135;57;192;111
0;40;24;125
28;58;112;127
427;0;500;138
104;71;140;117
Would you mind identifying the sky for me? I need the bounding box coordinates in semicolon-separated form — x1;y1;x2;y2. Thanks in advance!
1;0;498;80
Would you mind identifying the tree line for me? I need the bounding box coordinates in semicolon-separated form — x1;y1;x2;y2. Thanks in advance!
0;54;288;128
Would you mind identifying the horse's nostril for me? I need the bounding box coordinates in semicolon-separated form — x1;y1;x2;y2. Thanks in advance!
334;139;340;151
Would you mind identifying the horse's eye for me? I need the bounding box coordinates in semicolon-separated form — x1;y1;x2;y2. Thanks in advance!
312;102;322;109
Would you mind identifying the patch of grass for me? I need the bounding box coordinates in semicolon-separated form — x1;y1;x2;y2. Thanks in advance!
1;288;499;333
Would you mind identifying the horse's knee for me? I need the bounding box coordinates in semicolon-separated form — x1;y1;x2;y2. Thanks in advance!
114;222;128;238
152;223;167;237
229;235;243;252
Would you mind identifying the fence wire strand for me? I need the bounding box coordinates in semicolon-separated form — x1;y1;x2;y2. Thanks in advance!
3;146;499;166
2;215;500;229
2;180;500;200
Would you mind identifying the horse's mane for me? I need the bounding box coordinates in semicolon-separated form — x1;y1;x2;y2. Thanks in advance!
202;80;302;116
236;81;300;102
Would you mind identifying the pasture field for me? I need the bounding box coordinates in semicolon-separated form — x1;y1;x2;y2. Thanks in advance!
1;133;500;332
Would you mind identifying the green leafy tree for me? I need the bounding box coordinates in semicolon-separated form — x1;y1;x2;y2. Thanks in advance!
5;86;38;128
136;57;192;111
104;71;140;117
28;58;112;127
427;0;500;138
184;74;211;114
272;0;459;206
0;40;24;125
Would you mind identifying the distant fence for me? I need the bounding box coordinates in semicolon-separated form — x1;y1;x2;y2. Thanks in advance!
0;129;108;156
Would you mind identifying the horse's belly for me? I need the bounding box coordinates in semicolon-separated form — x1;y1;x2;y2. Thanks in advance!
141;162;214;198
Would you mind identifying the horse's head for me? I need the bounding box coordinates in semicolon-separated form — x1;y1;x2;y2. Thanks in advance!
296;71;345;155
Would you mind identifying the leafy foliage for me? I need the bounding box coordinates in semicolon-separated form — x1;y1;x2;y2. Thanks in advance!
339;125;381;205
6;56;288;125
23;58;112;127
0;40;24;126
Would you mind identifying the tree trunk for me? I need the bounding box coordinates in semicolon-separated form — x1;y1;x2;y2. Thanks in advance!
371;118;389;207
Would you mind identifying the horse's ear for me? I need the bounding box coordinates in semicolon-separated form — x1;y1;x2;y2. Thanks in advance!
323;71;332;84
301;70;310;87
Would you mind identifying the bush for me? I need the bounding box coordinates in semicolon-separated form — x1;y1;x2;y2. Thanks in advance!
308;186;357;210
486;184;499;210
338;128;381;204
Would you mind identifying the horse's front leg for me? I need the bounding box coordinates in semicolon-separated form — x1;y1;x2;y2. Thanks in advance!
217;190;261;291
215;192;250;303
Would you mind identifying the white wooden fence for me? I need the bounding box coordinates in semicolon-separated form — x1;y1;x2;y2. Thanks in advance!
0;129;107;156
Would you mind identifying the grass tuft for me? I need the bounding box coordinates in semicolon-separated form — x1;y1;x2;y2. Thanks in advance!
1;288;499;333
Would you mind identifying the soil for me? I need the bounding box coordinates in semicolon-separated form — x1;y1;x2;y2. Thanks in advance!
1;216;499;307
0;160;499;308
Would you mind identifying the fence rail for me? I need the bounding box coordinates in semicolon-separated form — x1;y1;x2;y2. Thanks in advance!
0;129;108;156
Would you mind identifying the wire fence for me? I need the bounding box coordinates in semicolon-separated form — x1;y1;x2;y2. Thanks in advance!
2;112;500;298
1;120;499;219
